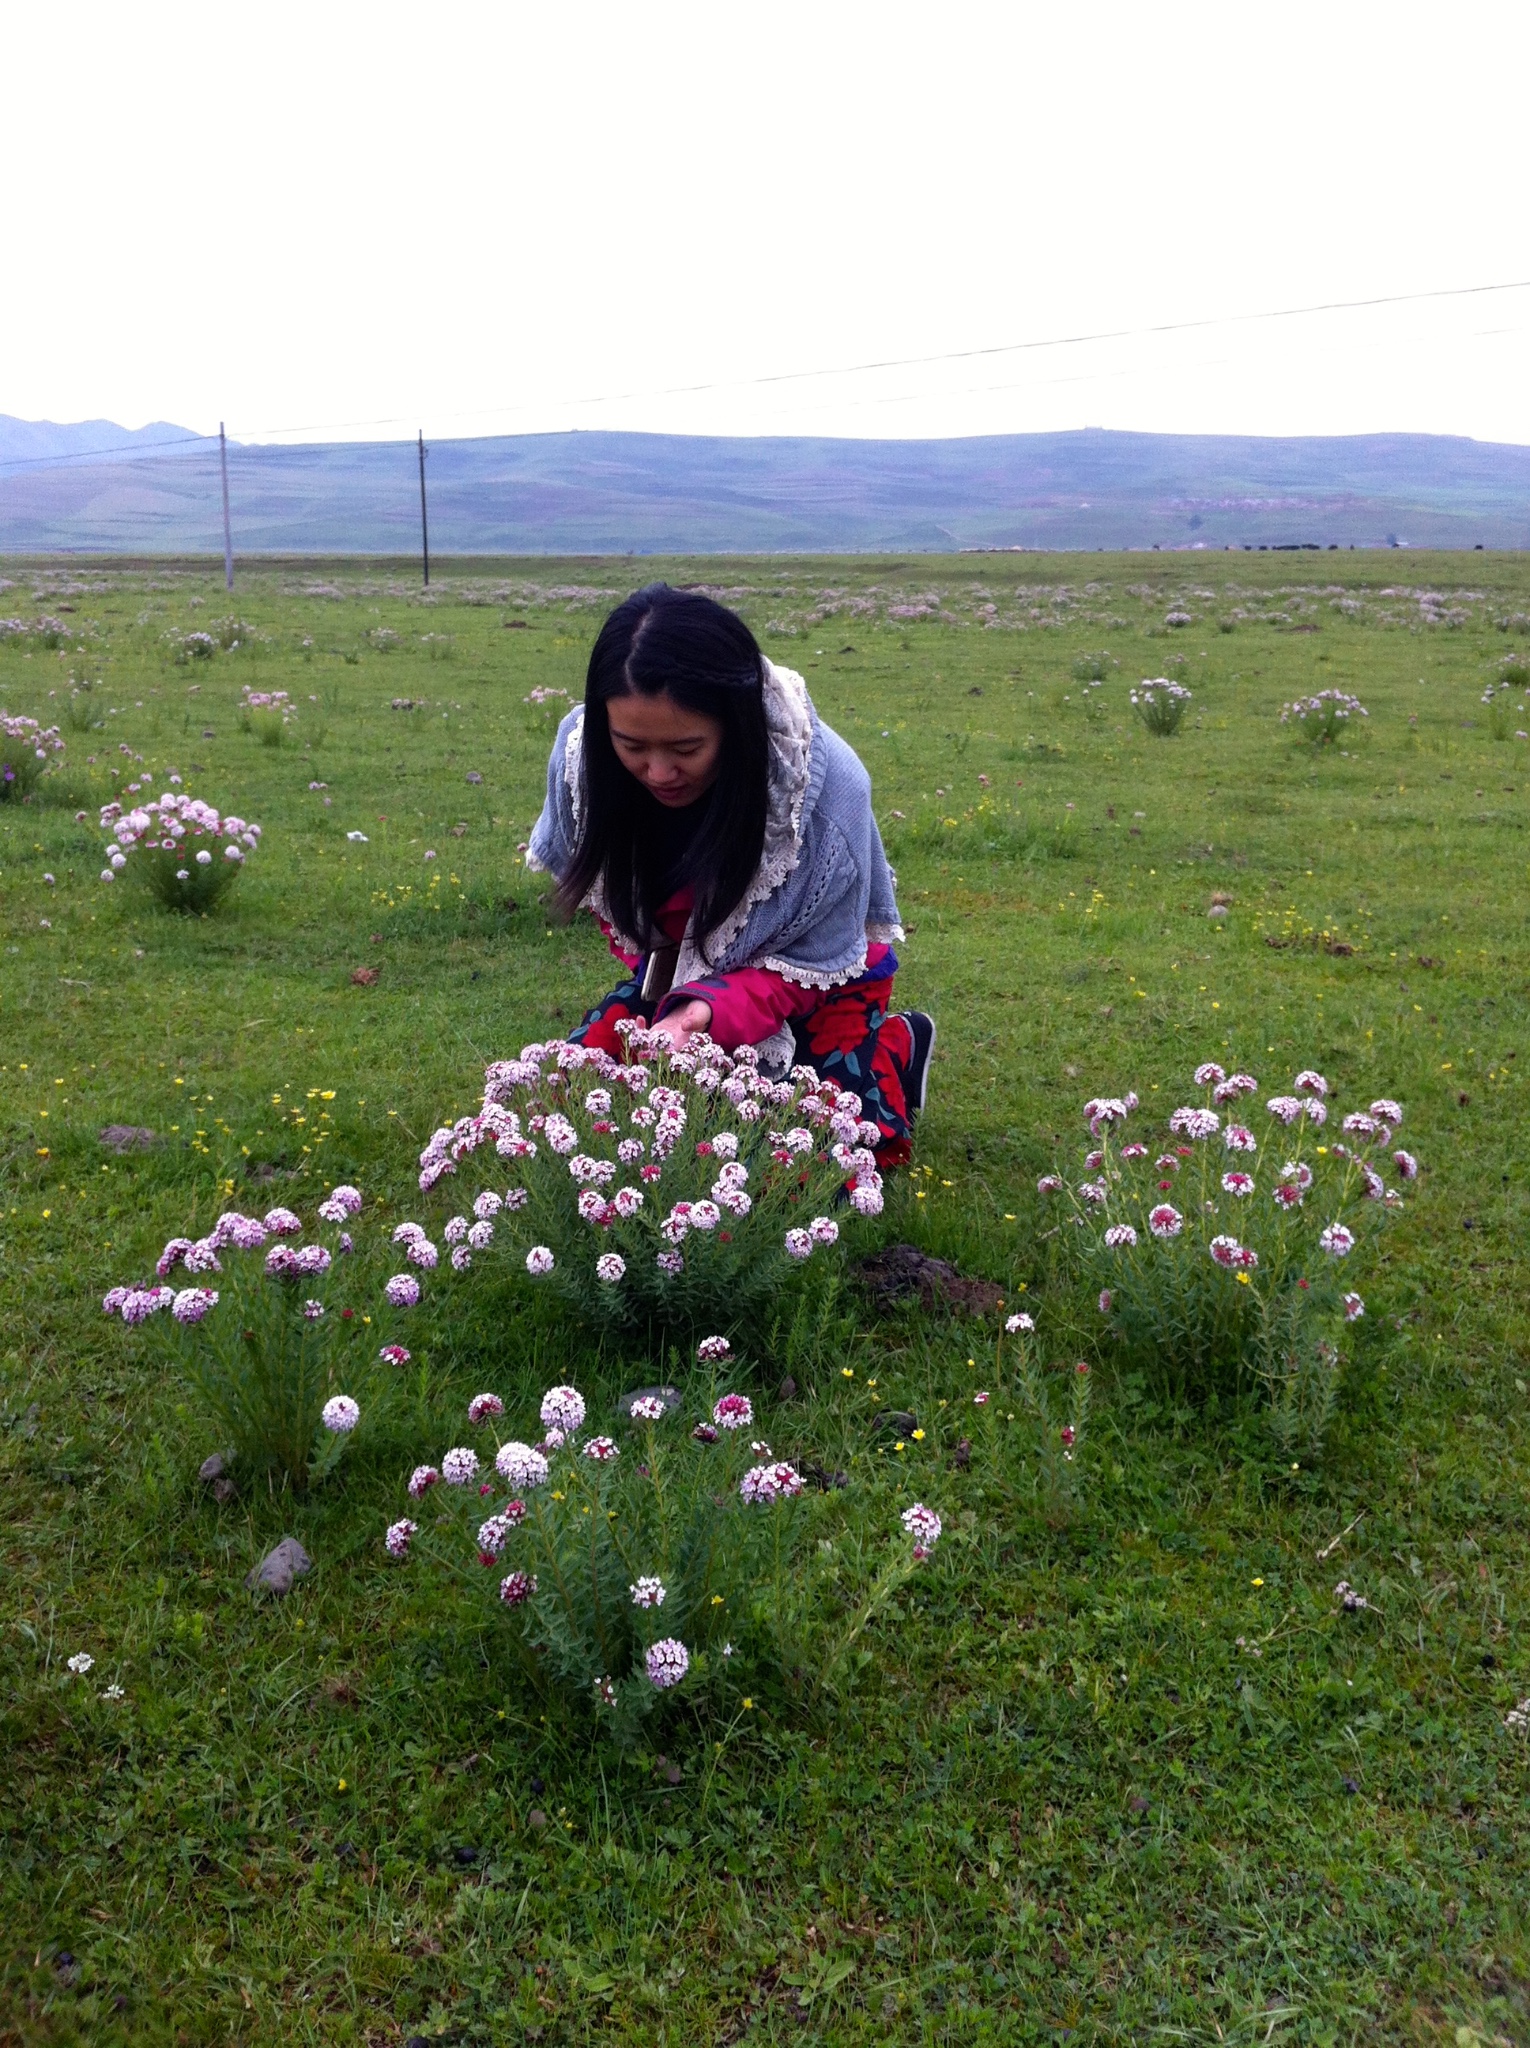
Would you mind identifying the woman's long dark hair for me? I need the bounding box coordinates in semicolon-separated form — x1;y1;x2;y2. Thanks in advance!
556;584;770;958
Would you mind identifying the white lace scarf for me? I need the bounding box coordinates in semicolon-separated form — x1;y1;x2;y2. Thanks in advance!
566;659;818;984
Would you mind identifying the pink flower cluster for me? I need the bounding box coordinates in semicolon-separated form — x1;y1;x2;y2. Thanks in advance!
98;790;259;883
1280;689;1368;734
414;1031;876;1300
1;711;64;757
540;1385;586;1432
103;1283;175;1323
106;1193;386;1328
496;1441;550;1488
712;1393;753;1431
645;1638;690;1689
1058;1062;1418;1346
740;1460;804;1503
901;1502;942;1559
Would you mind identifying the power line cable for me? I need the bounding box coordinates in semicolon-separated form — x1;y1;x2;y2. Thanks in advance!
4;275;1528;466
232;274;1530;437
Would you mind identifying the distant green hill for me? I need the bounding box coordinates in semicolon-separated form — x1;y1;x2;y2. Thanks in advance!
2;425;1528;552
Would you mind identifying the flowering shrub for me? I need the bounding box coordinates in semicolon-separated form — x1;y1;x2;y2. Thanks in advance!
1482;677;1529;742
0;712;64;802
169;629;218;663
1280;690;1367;743
967;1312;1091;1522
1071;652;1116;682
1045;1064;1417;1456
397;1361;813;1741
1129;678;1191;736
98;791;260;912
0;616;73;649
395;1355;944;1735
62;677;102;733
238;688;292;745
412;1024;882;1341
102;1184;401;1489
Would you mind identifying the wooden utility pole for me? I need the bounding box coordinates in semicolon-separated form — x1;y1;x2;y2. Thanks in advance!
219;422;233;590
417;429;430;586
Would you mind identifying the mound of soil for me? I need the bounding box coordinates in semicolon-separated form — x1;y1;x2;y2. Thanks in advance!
851;1243;1003;1316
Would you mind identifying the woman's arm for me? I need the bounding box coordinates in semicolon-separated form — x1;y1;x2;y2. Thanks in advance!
656;965;814;1050
524;709;582;882
656;946;897;1053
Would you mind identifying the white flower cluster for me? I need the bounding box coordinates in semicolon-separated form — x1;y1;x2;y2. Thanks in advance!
1056;1063;1416;1358
97;790;259;887
414;1029;879;1292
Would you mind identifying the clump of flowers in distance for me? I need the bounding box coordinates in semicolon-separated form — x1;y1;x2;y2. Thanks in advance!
412;1023;881;1339
1280;689;1368;743
103;1183;404;1489
238;686;293;745
1129;677;1192;736
0;711;64;801
1481;674;1529;741
1044;1062;1416;1456
98;791;260;912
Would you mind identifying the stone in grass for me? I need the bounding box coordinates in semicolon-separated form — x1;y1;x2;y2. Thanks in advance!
246;1536;312;1597
871;1409;919;1439
198;1451;237;1504
618;1385;682;1421
99;1124;156;1153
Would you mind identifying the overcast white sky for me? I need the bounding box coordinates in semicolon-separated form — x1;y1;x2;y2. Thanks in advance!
6;0;1529;446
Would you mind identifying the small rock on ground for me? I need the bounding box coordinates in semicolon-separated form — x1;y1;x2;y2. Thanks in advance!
246;1537;312;1597
99;1124;155;1152
871;1409;918;1438
199;1452;237;1503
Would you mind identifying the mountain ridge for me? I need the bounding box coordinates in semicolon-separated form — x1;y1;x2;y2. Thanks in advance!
2;422;1527;552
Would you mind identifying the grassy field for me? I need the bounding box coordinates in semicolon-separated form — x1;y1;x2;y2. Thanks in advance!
2;549;1528;2047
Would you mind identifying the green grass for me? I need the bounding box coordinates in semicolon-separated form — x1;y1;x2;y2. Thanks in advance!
2;550;1529;2046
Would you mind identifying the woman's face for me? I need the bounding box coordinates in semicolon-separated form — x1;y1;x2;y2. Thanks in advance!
606;690;724;808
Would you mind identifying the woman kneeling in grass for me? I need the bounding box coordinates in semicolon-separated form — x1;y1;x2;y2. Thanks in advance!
527;584;933;1167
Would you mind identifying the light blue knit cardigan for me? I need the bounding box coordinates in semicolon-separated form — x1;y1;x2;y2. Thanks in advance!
526;660;903;989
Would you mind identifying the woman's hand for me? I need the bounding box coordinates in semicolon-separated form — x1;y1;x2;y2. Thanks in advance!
651;998;713;1052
